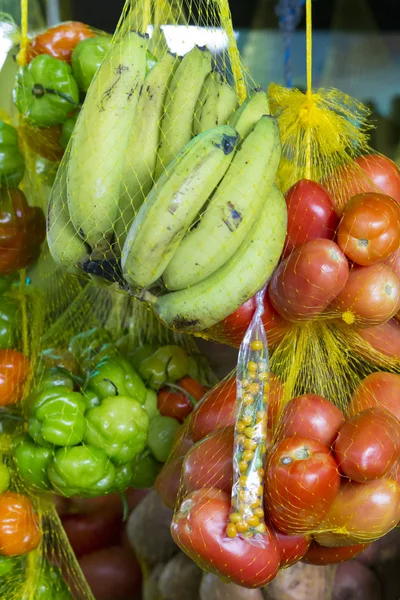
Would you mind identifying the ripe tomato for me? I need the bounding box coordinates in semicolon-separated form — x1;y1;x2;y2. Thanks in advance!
27;22;95;63
272;525;311;567
337;193;400;266
0;492;41;556
276;394;344;446
356;319;400;360
326;154;400;209
284;179;338;256
265;437;340;534
387;247;400;278
170;424;194;459
182;427;233;495
171;488;280;588
349;372;400;422
269;239;349;321
301;541;369;565
314;478;400;546
0;350;30;406
207;293;289;348
190;374;284;442
334;407;400;482
154;456;184;510
158;377;206;422
79;546;142;600
332;263;400;326
61;508;123;558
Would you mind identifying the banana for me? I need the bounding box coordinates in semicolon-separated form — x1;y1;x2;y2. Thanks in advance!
121;125;239;290
154;45;212;179
164;115;281;290
194;71;238;136
228;89;270;138
115;52;180;250
67;31;149;250
47;151;89;275
148;184;287;332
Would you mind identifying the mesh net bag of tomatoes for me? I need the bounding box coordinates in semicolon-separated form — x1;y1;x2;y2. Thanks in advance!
154;47;400;596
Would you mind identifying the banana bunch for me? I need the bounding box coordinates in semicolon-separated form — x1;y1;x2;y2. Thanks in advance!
47;38;287;332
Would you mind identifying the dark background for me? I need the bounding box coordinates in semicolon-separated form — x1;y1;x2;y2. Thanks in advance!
67;0;400;35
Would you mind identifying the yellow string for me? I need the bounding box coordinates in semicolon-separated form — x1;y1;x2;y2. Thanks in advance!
17;0;29;66
218;0;247;105
142;0;152;33
305;0;313;178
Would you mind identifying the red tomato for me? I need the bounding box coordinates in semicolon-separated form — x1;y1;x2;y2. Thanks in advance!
349;372;400;422
326;154;400;210
269;239;349;321
302;541;369;565
337;193;400;266
79;546;142;600
387;247;400;278
356;319;400;360
182;427;233;495
272;526;311;567
284;179;338;256
190;374;284;442
170;424;194;459
171;488;280;588
207;293;290;348
265;436;340;534
334;407;400;482
27;21;95;63
276;394;344;446
154;455;184;510
61;508;123;558
0;350;30;406
0;492;41;556
332;263;400;326
157;377;206;423
314;478;400;546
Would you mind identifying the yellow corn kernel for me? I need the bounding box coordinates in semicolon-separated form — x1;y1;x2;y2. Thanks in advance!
243;450;255;462
242;415;253;426
244;438;257;451
251;340;263;351
239;460;248;473
246;515;260;527
229;512;242;524
227;523;238;538
236;521;249;533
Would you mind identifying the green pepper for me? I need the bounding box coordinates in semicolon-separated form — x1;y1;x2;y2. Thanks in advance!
82;387;100;410
147;415;181;463
131;451;161;488
69;327;112;362
85;395;149;464
48;444;115;497
28;386;86;447
114;462;134;492
71;35;112;92
131;343;158;371
143;388;159;421
0;274;18;294
13;435;52;490
87;356;146;403
34;367;75;395
139;345;189;389
34;562;72;600
0;296;20;349
60;111;79;149
14;55;80;127
0;121;25;187
82;342;119;372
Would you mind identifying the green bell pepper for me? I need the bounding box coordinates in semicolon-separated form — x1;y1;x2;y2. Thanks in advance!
48;444;115;497
34;367;75;395
0;121;25;187
148;415;180;463
87;356;146;403
28;386;86;447
143;388;159;421
71;35;112;92
131;451;161;488
60;111;78;149
69;327;112;363
130;343;158;371
82;342;119;372
34;563;72;600
85;395;149;464
114;462;134;492
139;345;189;389
0;296;20;350
82;387;100;410
14;55;80;127
13;435;52;490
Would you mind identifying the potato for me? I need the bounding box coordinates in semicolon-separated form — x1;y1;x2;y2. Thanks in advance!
127;491;178;566
332;561;381;600
200;573;264;600
263;562;336;600
158;553;202;600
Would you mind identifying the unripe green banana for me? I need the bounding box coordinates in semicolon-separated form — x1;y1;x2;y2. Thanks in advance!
149;184;287;332
47;151;89;275
164;115;281;290
121;125;239;290
67;31;149;250
115;52;180;251
154;45;212;179
229;89;270;138
194;71;238;136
